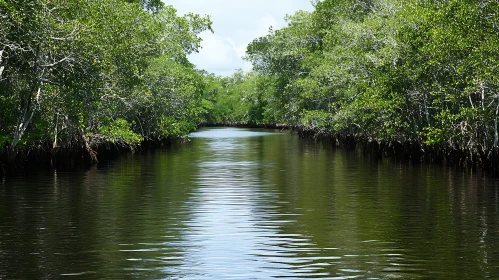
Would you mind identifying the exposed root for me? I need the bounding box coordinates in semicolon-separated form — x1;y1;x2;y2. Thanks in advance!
79;129;98;162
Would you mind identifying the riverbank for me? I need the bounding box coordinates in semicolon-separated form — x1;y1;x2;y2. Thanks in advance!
199;122;288;130
3;126;497;279
292;125;499;175
0;123;284;177
0;137;183;177
2;123;498;177
201;122;498;173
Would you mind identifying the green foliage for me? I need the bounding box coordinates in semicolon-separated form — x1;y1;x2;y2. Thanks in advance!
0;134;10;146
199;70;272;125
0;0;211;160
300;110;333;132
2;0;499;164
125;0;164;13
99;118;143;145
156;116;196;138
229;0;498;156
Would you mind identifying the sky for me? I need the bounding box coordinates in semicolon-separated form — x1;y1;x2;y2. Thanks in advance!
163;0;315;76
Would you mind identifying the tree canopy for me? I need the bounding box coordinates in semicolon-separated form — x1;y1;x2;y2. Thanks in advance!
1;0;498;170
206;0;499;168
0;0;211;163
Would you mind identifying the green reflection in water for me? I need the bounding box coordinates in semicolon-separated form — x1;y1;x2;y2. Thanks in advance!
0;127;498;279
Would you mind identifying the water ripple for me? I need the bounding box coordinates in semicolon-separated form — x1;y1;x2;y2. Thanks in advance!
3;128;499;279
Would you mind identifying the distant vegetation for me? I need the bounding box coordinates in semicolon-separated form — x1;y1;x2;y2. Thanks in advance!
1;0;498;171
205;0;499;169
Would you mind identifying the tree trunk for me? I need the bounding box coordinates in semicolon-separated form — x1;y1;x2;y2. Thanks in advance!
79;128;98;162
53;114;59;149
0;49;4;79
9;87;41;160
493;118;498;175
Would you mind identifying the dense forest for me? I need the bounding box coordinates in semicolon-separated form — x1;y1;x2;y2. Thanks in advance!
205;0;499;170
0;0;212;170
1;0;499;173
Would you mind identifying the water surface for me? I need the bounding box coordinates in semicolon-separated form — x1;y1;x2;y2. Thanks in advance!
1;127;499;279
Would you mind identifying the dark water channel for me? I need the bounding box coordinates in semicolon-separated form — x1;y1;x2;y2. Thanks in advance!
1;127;499;279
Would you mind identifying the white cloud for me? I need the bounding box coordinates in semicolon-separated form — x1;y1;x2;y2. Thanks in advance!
255;14;279;38
191;34;233;68
163;0;314;76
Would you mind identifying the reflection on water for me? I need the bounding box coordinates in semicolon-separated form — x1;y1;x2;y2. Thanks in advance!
1;127;499;279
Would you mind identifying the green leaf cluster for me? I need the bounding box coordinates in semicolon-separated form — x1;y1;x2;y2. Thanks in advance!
216;0;499;158
98;118;143;145
0;0;212;159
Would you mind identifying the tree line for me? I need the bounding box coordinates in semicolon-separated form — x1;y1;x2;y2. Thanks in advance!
2;0;499;172
1;0;212;168
204;0;499;169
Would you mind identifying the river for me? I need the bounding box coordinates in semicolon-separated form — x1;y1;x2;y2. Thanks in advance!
1;127;499;279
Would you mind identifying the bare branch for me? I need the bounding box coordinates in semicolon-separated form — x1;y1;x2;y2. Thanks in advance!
39;78;62;86
41;56;70;67
0;49;4;79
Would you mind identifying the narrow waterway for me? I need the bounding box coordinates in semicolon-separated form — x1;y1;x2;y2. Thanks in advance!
1;127;499;279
